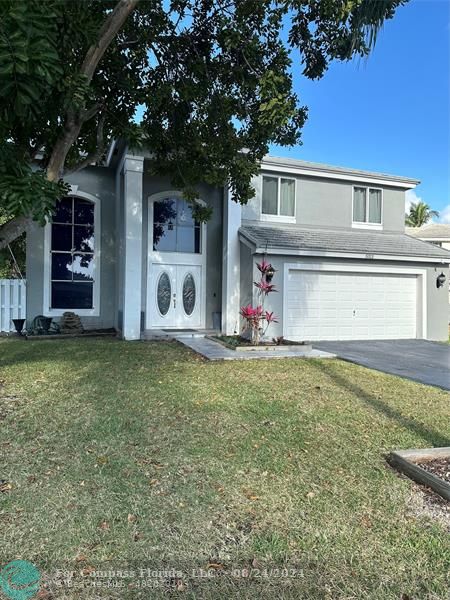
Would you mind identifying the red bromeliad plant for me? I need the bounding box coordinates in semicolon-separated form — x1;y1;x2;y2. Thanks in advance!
240;260;278;345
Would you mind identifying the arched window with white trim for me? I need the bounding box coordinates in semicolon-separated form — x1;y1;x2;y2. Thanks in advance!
49;196;97;310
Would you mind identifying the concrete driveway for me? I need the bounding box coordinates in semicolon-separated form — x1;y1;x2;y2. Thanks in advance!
313;340;450;390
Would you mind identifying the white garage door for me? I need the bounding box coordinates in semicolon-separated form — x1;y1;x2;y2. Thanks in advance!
286;269;418;341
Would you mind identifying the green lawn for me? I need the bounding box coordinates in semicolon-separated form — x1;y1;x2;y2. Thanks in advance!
0;338;449;599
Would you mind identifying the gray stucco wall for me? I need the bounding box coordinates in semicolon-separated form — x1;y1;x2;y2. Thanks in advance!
142;170;223;329
26;162;223;333
115;170;125;331
239;242;254;316
425;264;450;339
242;172;407;233
26;166;116;329
241;253;449;342
26;222;45;324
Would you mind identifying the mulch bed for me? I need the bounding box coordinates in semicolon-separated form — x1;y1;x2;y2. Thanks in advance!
25;328;117;340
214;335;307;347
418;458;450;484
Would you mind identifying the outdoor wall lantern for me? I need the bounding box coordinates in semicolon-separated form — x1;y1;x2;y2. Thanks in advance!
265;265;276;283
436;272;446;289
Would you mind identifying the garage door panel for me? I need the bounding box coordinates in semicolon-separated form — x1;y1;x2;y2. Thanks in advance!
285;269;418;341
355;309;369;319
337;327;353;338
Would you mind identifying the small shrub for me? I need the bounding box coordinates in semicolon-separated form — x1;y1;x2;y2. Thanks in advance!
240;259;278;345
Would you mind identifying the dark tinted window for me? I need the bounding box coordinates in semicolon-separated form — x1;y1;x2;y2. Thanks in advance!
153;198;201;253
52;282;93;309
53;198;72;223
51;197;95;309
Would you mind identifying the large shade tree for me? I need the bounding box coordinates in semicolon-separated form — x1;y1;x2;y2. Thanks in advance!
0;0;408;249
405;201;439;227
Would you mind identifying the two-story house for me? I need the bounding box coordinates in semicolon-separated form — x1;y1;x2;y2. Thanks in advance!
26;146;450;341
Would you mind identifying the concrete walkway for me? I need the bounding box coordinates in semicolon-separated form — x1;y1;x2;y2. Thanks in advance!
175;335;335;361
314;339;450;390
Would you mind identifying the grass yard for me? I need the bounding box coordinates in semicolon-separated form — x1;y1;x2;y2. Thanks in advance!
0;338;449;599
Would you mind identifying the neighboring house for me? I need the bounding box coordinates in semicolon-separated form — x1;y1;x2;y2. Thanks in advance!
406;223;450;250
26;146;450;341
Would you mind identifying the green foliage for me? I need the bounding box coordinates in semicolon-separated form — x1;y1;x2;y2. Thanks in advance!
190;203;213;224
0;0;62;124
0;143;69;224
405;202;439;227
0;209;26;277
0;235;25;278
0;0;409;229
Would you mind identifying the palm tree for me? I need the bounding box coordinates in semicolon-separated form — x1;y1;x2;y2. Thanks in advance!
405;202;439;227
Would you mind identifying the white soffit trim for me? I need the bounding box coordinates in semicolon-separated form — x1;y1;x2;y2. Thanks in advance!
253;247;450;264
415;237;450;242
260;161;419;189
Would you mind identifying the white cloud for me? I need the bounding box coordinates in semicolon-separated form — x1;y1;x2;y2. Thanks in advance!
405;189;422;215
439;204;450;224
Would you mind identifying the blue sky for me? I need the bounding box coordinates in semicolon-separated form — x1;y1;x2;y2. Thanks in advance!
271;0;450;222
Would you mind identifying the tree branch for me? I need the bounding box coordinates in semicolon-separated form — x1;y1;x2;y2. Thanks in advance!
64;113;107;176
46;0;139;181
80;0;140;84
0;215;30;250
82;102;102;122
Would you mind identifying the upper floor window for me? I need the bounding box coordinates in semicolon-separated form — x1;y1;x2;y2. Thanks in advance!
153;198;201;253
262;176;295;219
50;197;96;309
353;187;382;225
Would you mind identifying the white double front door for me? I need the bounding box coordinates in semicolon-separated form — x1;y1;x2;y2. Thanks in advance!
148;262;203;328
146;194;206;330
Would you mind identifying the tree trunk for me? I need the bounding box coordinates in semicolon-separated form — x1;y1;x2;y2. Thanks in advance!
46;0;139;180
0;215;31;250
0;0;139;250
46;120;83;182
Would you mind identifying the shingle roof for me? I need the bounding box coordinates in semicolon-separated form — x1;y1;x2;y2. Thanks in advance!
239;225;450;261
406;223;450;240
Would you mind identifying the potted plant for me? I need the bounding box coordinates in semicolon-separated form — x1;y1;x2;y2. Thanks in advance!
11;318;26;336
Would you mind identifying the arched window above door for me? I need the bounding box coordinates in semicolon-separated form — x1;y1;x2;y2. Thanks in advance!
152;197;201;253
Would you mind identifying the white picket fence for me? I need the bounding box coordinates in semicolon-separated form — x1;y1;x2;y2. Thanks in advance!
0;279;26;332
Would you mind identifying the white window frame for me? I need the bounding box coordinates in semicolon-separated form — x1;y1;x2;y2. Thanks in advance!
261;175;296;223
352;186;383;230
43;187;101;317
